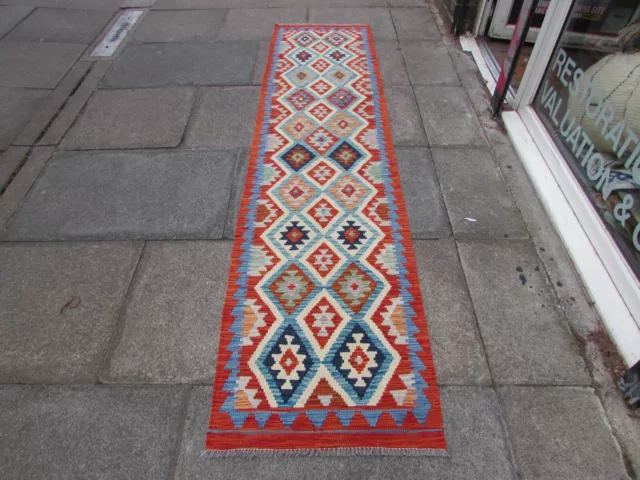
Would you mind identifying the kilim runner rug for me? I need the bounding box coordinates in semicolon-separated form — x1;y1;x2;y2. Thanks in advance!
206;25;446;456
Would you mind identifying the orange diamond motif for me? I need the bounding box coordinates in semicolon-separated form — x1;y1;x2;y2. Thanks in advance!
325;111;360;138
305;127;338;155
279;176;316;210
282;113;317;141
329;175;367;210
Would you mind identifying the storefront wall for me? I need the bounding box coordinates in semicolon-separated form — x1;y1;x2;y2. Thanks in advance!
484;0;640;365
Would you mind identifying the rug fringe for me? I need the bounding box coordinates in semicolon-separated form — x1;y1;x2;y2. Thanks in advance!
201;447;449;458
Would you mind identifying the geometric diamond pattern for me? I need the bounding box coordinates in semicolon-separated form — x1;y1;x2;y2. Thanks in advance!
208;26;445;455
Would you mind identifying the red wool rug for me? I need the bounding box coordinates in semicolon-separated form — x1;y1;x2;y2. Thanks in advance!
206;25;446;456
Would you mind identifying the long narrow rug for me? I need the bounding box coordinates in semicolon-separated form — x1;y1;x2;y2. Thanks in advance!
206;24;446;456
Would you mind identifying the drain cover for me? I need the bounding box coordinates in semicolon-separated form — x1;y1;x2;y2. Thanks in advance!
91;9;143;57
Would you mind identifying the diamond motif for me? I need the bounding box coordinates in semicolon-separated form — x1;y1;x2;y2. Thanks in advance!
263;325;315;402
255;199;280;228
328;141;363;170
300;292;347;350
325;66;356;87
286;89;317;111
310;59;330;73
295;50;313;63
278;176;316;210
329;50;347;62
327;88;357;110
293;32;316;47
329;174;367;209
326;32;348;46
279;220;311;251
336;219;368;251
308;102;335;122
280;144;317;172
282;113;317;141
325;111;361;138
309;79;332;96
268;263;314;314
306;196;340;231
332;324;386;399
306;160;339;189
286;66;319;87
305;127;338;155
331;262;375;314
311;41;329;53
304;240;343;281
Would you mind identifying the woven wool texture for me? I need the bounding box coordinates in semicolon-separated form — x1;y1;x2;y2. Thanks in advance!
207;25;446;456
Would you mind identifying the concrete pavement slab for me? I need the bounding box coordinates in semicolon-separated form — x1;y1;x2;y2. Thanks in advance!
131;9;226;43
457;240;591;385
431;147;528;239
60;87;195;150
185;87;260;149
252;40;270;84
103;42;258;87
0;385;188;480
402;40;460;85
5;7;113;43
154;0;271;7
101;241;231;384
0;147;53;228
175;386;514;479
499;386;630;480
3;150;236;240
414;85;486;146
0;242;141;383
386;86;427;146
0;87;48;149
0;0;122;10
388;0;429;5
0;41;85;88
375;40;410;85
0;5;33;38
13;61;91;146
224;149;248;239
218;8;307;41
396;147;450;238
0;146;28;190
391;7;440;40
414;240;492;385
309;8;397;40
271;0;385;5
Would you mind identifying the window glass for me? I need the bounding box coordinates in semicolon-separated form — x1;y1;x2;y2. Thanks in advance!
533;0;640;278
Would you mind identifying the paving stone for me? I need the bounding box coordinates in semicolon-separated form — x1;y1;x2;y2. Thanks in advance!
391;7;440;40
386;86;426;146
0;146;28;190
0;87;48;149
103;42;258;87
154;0;271;7
5;8;112;43
414;240;491;385
38;61;111;146
414;85;486;146
457;240;591;385
0;41;85;88
0;385;188;480
396;147;449;238
13;61;91;146
4;150;236;240
224;149;248;239
131;9;225;43
218;8;307;40
0;243;141;383
388;0;428;5
402;40;459;85
0;6;33;38
252;40;270;84
61;88;194;150
185;87;260;149
0;147;53;229
175;386;514;479
101;241;231;383
0;0;122;10
270;0;385;5
375;40;409;85
431;147;528;239
499;386;630;480
309;8;397;40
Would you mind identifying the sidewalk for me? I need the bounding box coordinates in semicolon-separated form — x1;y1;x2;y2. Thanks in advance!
0;0;638;478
